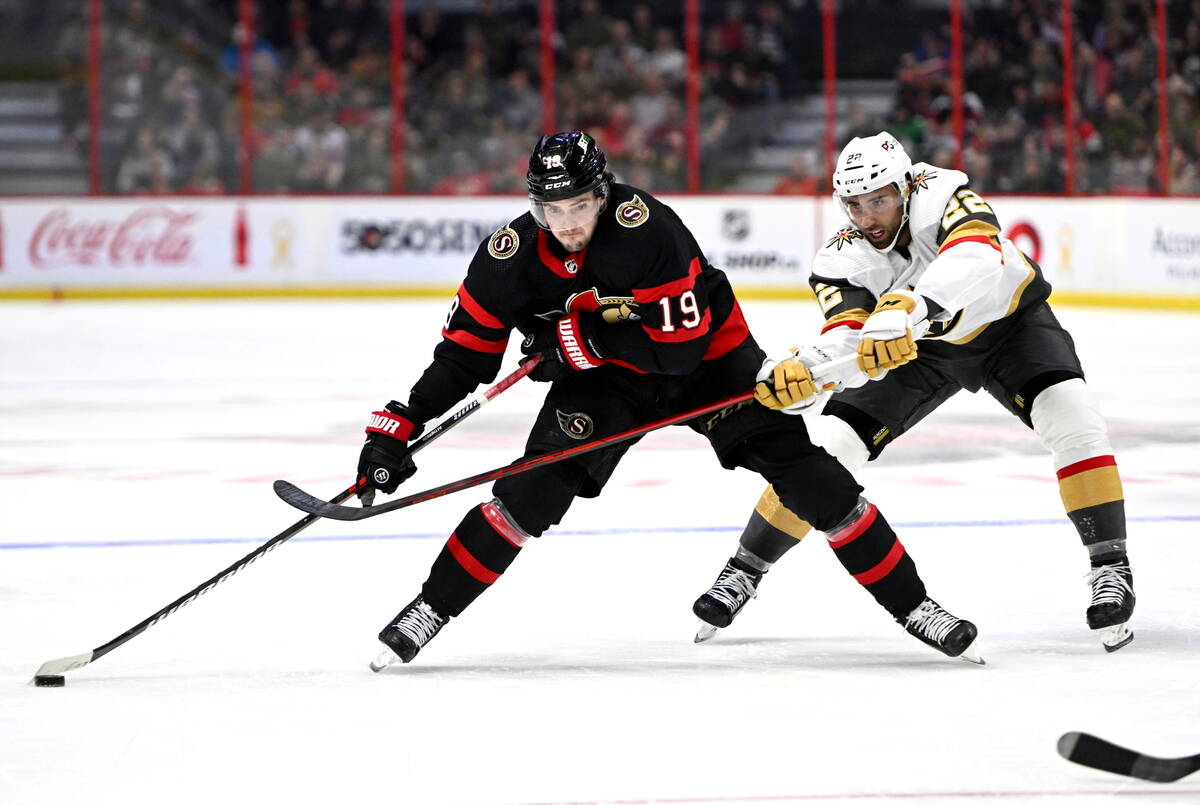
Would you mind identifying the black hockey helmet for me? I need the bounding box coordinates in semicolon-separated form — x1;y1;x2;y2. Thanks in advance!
526;130;608;204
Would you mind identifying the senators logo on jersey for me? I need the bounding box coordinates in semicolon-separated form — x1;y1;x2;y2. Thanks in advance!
556;410;595;440
616;195;650;228
487;226;520;259
535;287;641;323
827;227;864;251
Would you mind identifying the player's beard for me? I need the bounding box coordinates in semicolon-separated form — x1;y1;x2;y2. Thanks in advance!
555;223;595;253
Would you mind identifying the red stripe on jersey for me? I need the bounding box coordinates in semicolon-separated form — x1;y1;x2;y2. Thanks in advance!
536;230;587;279
1057;454;1117;480
442;327;509;354
820;319;865;335
480;501;529;547
854;540;906;585
703;298;750;359
457;283;505;329
643;308;712;343
938;235;1003;255
826;502;878;548
447;533;500;584
631;257;703;303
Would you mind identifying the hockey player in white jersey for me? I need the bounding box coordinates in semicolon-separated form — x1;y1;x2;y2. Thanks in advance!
693;132;1135;652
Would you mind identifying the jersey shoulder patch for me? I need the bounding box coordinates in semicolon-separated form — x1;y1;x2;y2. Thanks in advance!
826;226;865;251
906;164;972;237
487;225;520;260
614;194;650;228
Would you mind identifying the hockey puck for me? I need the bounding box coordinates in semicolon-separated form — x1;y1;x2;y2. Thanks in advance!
34;675;65;687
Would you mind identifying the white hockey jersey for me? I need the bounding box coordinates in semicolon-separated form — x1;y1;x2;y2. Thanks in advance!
809;164;1048;367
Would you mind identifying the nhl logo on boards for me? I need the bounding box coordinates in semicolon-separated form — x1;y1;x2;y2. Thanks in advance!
373;467;390;484
556;410;594;440
616;195;650;228
488;226;520;260
722;209;750;241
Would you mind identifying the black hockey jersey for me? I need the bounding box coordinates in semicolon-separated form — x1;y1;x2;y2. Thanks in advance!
405;184;752;422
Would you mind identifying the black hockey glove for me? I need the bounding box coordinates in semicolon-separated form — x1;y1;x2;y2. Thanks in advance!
519;311;608;382
356;401;425;505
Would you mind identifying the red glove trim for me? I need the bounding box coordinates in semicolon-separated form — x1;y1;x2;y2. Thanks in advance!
555;312;605;371
365;410;416;441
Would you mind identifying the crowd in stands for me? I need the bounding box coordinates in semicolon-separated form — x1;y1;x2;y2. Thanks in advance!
44;0;1200;197
853;0;1200;195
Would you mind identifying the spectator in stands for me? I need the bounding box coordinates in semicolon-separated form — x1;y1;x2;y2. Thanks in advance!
646;28;686;88
295;113;348;191
116;127;174;194
772;151;819;195
565;0;615;53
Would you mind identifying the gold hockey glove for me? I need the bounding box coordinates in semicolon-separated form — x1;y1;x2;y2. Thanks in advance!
857;292;922;379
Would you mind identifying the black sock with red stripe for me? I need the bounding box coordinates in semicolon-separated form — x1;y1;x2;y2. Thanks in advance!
422;501;531;617
825;498;925;619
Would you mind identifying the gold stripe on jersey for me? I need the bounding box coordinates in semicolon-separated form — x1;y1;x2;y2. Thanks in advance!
1059;466;1124;512
819;308;870;334
755;485;813;541
941;257;1036;345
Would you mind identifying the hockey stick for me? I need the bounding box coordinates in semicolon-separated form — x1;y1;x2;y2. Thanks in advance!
1058;732;1200;783
274;353;861;522
30;356;542;683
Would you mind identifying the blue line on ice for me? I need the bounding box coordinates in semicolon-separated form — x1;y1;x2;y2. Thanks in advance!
2;515;1197;551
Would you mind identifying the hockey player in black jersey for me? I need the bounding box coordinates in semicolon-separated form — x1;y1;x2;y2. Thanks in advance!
358;130;981;669
693;132;1134;652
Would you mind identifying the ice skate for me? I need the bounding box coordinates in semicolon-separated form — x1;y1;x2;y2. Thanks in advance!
370;595;448;671
1085;557;1134;652
899;597;983;664
692;558;763;643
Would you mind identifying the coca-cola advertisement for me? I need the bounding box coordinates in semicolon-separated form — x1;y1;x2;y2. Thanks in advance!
0;200;235;289
28;206;198;269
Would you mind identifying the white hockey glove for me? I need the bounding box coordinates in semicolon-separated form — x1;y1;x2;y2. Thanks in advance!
857;291;930;379
754;345;851;414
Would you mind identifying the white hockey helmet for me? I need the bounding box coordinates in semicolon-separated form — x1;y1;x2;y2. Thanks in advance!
831;131;914;252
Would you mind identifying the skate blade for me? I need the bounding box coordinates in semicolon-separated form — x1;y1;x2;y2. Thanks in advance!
694;622;719;644
369;647;401;672
957;639;986;665
1100;622;1133;653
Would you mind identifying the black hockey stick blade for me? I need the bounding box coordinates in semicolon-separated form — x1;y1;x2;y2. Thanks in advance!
1057;732;1200;783
274;389;756;521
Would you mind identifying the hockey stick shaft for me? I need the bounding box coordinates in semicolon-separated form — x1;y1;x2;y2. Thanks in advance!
1058;732;1200;783
274;352;861;522
275;390;755;521
32;357;541;681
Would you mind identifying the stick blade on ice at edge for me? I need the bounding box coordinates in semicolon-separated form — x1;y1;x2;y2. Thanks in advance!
31;652;94;682
1057;732;1200;783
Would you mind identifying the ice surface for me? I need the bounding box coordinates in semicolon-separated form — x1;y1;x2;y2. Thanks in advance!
2;299;1198;805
